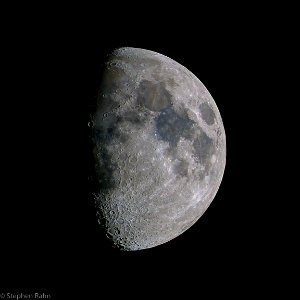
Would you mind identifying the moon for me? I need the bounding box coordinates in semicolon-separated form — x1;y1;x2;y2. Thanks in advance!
89;47;226;251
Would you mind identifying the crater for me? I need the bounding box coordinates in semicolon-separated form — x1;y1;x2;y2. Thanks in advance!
155;106;195;147
200;102;215;125
137;80;171;111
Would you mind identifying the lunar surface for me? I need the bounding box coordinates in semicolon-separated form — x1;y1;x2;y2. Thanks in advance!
89;47;226;251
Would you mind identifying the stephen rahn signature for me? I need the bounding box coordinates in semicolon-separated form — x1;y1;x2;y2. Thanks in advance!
0;293;51;299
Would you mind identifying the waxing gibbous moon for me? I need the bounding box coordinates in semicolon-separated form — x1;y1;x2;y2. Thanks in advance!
89;47;226;251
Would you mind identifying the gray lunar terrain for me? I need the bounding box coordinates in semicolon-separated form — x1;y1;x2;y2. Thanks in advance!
90;47;226;250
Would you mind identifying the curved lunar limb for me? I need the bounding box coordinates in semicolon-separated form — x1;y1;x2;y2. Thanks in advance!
89;47;226;251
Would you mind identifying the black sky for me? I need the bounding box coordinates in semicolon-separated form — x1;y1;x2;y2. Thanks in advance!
1;5;293;297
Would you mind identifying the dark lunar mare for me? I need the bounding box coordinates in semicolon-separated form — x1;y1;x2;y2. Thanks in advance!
155;106;195;147
137;80;171;111
193;131;215;164
200;102;215;125
193;131;215;179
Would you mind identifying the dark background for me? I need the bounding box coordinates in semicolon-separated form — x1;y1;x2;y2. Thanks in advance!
1;5;294;297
